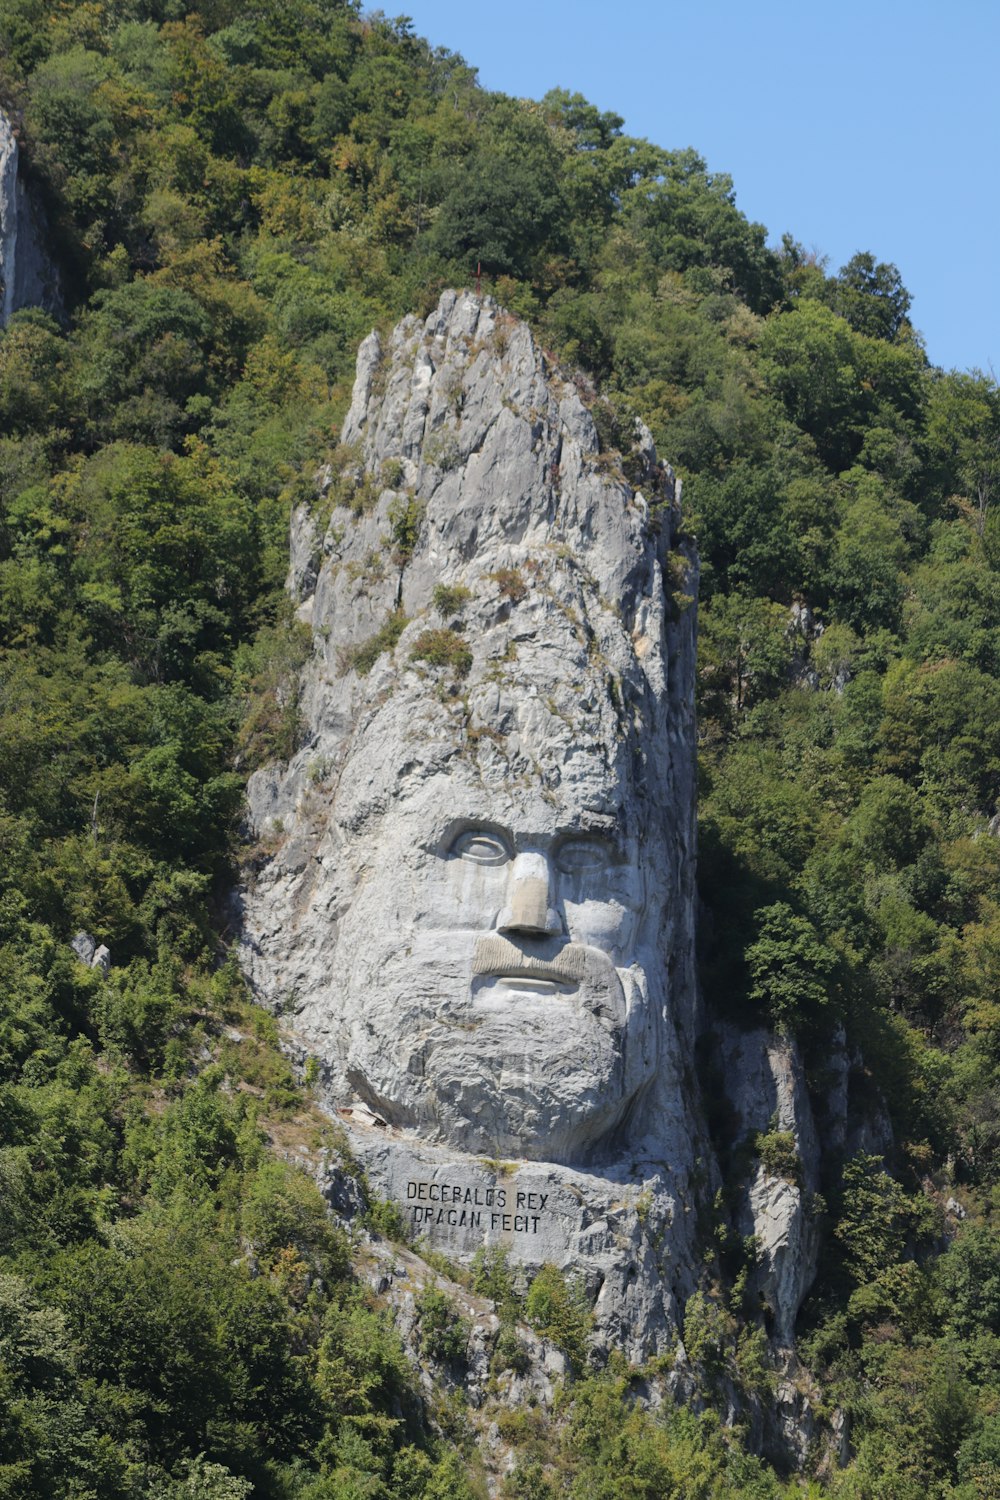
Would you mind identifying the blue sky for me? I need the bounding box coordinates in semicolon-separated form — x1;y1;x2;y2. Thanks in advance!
401;0;997;376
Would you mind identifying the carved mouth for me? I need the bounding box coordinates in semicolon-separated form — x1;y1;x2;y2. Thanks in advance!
486;975;568;995
471;934;587;988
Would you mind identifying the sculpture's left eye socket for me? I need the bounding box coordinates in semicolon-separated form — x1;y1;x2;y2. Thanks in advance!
555;838;611;874
450;829;511;866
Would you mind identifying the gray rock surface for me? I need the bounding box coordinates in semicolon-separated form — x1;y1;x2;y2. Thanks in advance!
0;109;60;326
71;931;110;972
239;290;830;1360
71;931;97;966
716;1027;821;1347
240;290;705;1355
345;1125;681;1366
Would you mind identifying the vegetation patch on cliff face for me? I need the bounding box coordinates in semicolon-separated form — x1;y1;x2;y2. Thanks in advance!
337;609;409;677
409;626;473;678
1;0;999;1493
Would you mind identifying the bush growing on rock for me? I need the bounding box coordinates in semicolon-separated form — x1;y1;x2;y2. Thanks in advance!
409;627;473;678
416;1287;470;1365
432;582;472;617
524;1265;592;1374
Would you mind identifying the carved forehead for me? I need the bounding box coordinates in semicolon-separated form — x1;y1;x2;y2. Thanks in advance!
330;749;651;856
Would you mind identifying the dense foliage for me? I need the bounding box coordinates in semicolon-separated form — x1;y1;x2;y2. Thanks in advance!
1;0;999;1494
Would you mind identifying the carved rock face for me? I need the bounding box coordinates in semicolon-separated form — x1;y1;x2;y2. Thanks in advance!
241;295;832;1362
241;290;698;1168
327;771;658;1161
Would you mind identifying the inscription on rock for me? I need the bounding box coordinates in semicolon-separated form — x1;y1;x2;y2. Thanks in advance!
405;1179;549;1234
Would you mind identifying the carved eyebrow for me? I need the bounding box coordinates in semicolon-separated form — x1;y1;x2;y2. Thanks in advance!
554;811;619;835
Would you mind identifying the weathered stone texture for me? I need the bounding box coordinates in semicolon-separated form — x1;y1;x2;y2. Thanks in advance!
716;1028;822;1347
239;290;832;1359
0;110;61;326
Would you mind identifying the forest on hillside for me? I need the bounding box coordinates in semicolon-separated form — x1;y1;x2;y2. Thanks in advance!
2;1;1000;1495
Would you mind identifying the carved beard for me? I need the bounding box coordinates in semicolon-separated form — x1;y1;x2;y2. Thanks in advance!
342;931;654;1163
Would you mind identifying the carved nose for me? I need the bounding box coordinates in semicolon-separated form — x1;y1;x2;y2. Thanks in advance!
497;853;561;936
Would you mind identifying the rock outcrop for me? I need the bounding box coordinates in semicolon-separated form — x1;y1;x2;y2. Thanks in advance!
716;1028;822;1347
71;931;111;974
0;109;60;327
240;290;707;1356
239;290;830;1361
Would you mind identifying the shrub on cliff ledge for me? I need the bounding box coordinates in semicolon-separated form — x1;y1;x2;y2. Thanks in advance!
337;611;409;676
432;582;472;618
409;627;473;678
524;1264;592;1374
416;1287;469;1365
745;902;837;1033
755;1129;802;1185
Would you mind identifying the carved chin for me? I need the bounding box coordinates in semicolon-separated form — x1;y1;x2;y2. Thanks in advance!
352;989;645;1162
423;1044;632;1162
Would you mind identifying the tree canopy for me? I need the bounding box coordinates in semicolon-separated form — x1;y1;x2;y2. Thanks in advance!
1;0;999;1493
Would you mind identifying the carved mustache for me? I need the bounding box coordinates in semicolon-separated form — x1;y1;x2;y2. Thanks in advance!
471;934;588;986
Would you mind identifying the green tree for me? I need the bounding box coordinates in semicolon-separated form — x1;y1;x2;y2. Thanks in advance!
830;251;913;342
429;102;566;278
926;369;1000;538
699;593;793;727
72;282;217;446
0;313;67;435
524;1265;591;1374
745;901;837;1032
834;1153;923;1286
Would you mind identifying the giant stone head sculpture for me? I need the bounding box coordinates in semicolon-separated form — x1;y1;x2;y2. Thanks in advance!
242;291;697;1169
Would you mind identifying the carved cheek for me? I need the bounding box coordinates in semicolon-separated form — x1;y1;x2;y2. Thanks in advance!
562;897;636;959
440;858;508;927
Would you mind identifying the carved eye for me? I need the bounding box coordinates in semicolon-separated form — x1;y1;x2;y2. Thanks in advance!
451;829;511;866
555;838;610;874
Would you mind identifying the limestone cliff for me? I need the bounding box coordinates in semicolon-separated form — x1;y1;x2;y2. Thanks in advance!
239;290;831;1361
0;108;61;326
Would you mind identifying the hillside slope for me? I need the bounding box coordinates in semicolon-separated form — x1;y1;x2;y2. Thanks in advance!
1;2;1000;1495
